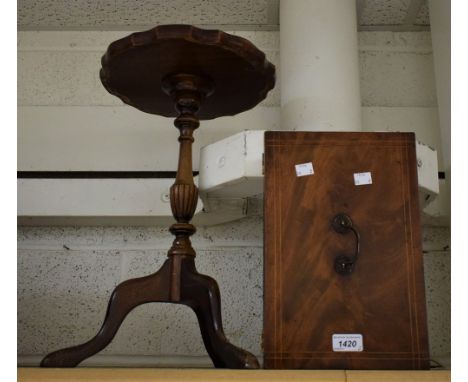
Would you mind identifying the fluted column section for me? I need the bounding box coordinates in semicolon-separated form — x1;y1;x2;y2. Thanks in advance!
162;74;214;259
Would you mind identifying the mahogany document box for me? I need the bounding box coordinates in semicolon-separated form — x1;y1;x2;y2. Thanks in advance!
263;131;429;369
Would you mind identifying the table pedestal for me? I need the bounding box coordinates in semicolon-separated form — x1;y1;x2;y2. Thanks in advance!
40;24;275;369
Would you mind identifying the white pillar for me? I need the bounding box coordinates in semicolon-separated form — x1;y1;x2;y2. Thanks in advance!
428;0;451;177
280;0;362;131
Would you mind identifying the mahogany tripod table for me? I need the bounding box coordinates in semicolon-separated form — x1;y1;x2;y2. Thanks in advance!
40;25;275;369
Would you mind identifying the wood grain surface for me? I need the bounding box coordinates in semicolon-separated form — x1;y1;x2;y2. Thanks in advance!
17;368;450;382
263;132;429;369
100;24;275;119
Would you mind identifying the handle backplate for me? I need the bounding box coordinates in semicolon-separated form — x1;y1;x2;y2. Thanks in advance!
331;213;360;276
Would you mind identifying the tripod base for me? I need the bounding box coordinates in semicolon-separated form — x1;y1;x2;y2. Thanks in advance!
41;256;259;369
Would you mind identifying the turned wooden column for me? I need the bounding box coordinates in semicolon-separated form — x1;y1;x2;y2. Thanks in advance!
162;73;214;300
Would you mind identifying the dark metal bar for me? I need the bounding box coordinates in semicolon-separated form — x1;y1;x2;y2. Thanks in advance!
17;171;199;179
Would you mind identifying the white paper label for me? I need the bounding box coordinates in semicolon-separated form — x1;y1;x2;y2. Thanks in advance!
295;162;314;177
332;334;363;352
353;172;372;186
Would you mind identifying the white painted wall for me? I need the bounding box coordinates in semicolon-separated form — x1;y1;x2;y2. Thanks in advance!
18;219;264;367
18;30;443;170
17;30;450;367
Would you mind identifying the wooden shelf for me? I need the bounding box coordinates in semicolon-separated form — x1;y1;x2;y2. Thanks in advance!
18;368;450;382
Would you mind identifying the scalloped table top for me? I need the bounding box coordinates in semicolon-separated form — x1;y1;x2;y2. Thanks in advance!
100;24;276;120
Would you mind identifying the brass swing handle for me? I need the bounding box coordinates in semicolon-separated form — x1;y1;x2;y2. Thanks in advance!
331;213;361;275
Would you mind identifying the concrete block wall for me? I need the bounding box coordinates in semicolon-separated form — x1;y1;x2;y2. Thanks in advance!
422;227;451;364
18;30;444;171
18;219;450;366
18;218;264;366
17;30;450;366
17;31;279;172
